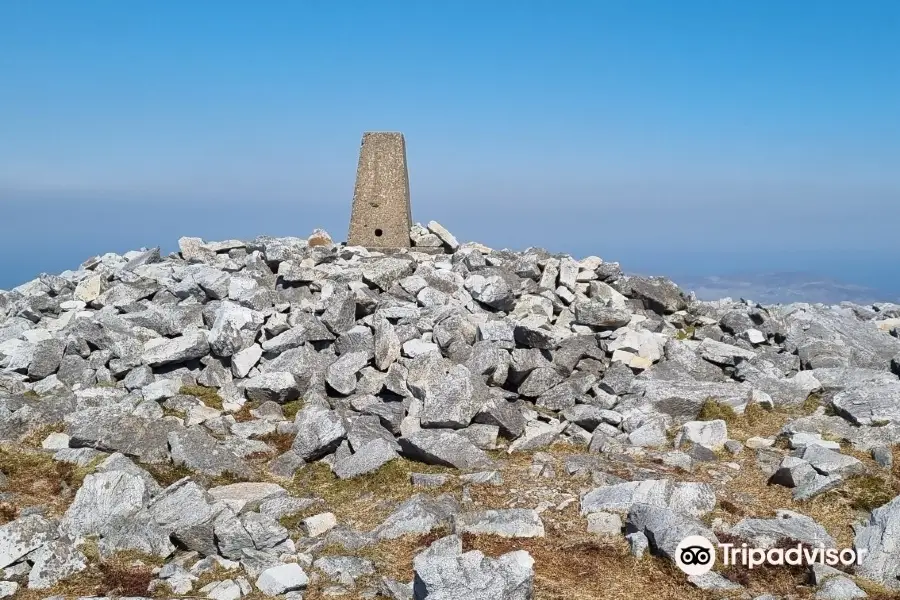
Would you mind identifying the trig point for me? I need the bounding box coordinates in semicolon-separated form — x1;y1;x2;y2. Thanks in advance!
347;132;412;248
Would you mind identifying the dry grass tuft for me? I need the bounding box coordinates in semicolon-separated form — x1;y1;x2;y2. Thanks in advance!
142;461;194;487
13;542;161;600
842;474;897;512
232;400;261;422
714;533;813;596
0;444;100;520
317;529;451;583
256;430;296;454
462;534;719;600
285;458;453;530
20;422;66;447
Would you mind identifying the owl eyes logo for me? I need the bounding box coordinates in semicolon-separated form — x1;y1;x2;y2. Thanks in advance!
675;536;716;575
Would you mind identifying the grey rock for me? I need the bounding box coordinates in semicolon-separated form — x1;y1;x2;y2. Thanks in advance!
581;479;715;518
508;420;567;453
678;420;728;450
770;456;817;488
467;274;515;311
598;361;634;396
626;531;649;558
832;380;900;426
61;470;148;538
459;470;503;486
626;504;716;560
454;509;545;538
412;473;451;488
27;538;88;589
168;428;253;478
208;301;262;357
730;510;836;549
688;571;743;592
28;338;66;379
321;287;357;335
97;508;175;558
200;579;243;600
362;258;416;291
400;429;495;470
412;535;534;600
625;276;687;314
149;478;220;555
242;511;289;550
455;424;500;450
781;304;900;370
291;405;346;461
373;315;401;371
815;576;867;599
313;555;375;585
244;372;303;404
258;496;322;521
698;338;757;366
629;377;752;421
872;445;893;468
256;563;309;596
427;221;459;251
374;494;459;540
142;328;209;366
573;302;631;328
208;482;288;514
325;351;369;395
794;444;864;477
0;514;57;569
333;438;398;479
854;494;900;589
586;511;623;536
421;364;482;429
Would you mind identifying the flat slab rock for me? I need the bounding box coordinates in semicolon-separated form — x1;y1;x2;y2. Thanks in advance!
581;479;716;519
453;509;545;538
399;429;496;471
412;534;534;600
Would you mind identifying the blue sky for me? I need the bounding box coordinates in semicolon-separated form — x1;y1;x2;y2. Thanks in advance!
1;1;899;294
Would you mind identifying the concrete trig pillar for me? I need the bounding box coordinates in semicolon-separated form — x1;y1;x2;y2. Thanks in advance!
347;132;412;248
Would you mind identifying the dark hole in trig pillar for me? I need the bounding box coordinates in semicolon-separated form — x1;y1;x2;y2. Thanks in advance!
374;228;383;237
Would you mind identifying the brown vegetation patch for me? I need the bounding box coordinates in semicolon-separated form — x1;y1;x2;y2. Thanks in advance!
462;534;718;600
0;444;99;520
285;458;454;530
714;533;813;596
256;430;296;454
13;543;160;600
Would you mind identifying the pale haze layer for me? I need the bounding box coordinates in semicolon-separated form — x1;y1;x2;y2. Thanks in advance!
1;1;899;301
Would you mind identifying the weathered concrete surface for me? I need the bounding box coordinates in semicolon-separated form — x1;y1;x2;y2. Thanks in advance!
348;132;412;248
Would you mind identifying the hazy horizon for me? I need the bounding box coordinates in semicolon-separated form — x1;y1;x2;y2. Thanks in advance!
2;1;898;301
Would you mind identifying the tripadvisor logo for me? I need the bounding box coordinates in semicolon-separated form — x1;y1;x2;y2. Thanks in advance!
675;536;716;576
674;535;867;576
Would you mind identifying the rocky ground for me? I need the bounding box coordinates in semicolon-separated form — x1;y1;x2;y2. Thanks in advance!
2;222;900;599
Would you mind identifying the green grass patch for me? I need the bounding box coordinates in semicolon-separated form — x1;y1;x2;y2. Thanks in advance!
282;399;304;420
696;398;739;424
845;475;896;512
179;384;224;409
674;325;696;340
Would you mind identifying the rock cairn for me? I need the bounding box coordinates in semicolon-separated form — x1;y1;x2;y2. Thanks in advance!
2;222;900;599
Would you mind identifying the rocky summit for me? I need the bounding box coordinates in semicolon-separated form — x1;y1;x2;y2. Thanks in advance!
2;223;900;600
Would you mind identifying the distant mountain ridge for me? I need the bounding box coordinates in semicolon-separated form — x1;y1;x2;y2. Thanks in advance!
673;271;900;305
